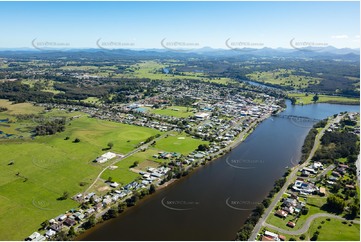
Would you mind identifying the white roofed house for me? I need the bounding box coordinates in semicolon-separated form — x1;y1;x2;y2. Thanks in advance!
95;152;117;163
194;112;210;120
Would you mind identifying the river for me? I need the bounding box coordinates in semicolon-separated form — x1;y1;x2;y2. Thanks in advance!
79;100;359;241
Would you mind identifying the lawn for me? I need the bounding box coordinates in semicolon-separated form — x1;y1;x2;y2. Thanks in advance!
0;110;160;240
288;93;360;105
307;217;360;241
154;132;208;155
149;106;195;118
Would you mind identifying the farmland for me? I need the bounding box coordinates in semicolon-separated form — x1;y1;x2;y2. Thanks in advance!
0;105;160;240
288;93;360;105
246;69;321;89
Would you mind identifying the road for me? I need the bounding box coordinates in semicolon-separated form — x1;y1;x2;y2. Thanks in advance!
263;213;360;236
356;154;360;184
248;115;343;241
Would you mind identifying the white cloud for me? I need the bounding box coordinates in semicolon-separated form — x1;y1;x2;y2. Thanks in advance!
331;35;349;39
355;35;360;39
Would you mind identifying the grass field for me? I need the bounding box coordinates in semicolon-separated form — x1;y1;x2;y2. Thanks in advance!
149;106;195;118
288;93;360;105
307;217;360;241
154;132;208;155
246;69;321;89
0;108;160;240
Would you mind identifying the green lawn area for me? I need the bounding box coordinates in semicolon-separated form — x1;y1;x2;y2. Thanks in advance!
149;106;195;118
0;109;160;240
307;217;360;241
266;195;327;231
154;132;208;155
288;93;360;105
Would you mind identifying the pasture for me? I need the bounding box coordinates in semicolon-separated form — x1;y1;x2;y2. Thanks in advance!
0;110;160;240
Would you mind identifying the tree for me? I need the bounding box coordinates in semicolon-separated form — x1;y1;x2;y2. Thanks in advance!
197;144;209;151
290;97;297;105
107;142;114;149
83;215;96;229
301;206;309;215
68;226;76;237
130;161;139;168
40;220;49;229
149;184;156;194
312;94;319;103
74;138;80;143
107;177;113;182
327;195;346;212
58;191;69;200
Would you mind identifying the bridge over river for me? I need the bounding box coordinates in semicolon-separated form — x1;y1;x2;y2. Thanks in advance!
273;114;321;122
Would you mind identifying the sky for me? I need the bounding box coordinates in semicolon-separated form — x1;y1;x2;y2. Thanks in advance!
0;1;359;49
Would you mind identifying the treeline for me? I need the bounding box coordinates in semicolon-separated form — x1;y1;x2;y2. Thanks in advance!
299;119;328;163
34;118;66;136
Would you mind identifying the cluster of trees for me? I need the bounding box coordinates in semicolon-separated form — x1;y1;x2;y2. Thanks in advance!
34;118;66;136
145;134;161;143
326;194;346;212
197;144;209;151
0;106;7;112
313;131;359;161
300;127;318;163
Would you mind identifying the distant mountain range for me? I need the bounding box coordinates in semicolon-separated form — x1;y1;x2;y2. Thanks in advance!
0;46;359;60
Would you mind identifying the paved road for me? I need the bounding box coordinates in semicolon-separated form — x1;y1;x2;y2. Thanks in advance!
248;115;343;241
264;213;360;236
356;154;360;184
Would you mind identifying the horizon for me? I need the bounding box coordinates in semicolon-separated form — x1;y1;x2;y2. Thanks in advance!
0;1;359;50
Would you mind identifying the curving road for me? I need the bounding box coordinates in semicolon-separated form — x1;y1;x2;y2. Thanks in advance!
264;213;360;235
